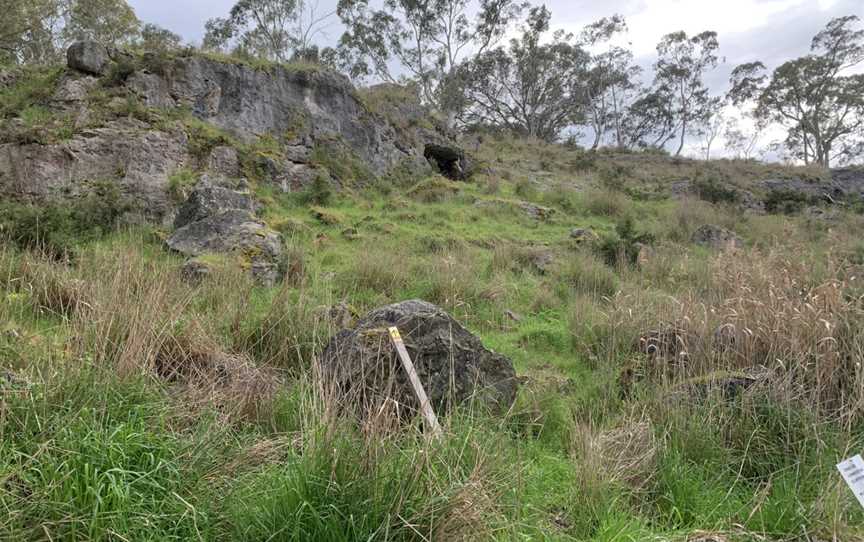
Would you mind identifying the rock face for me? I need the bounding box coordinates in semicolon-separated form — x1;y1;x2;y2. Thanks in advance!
321;300;518;418
761;172;864;203
67;41;110;75
0;119;190;222
691;225;744;250
167;179;282;285
2;45;450;222
129;55;431;176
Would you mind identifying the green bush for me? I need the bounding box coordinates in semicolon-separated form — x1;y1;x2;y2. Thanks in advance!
0;66;63;120
596;217;654;267
0;182;131;257
596;163;634;191
693;177;740;204
764;189;817;214
167;168;199;203
310;140;374;185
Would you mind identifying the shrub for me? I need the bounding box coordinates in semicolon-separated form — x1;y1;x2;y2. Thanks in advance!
301;174;333;206
764;189;816;214
310;140;374;185
693;177;740;205
167;168;198;203
596;217;654;267
568;152;596;172
596;163;633;191
103;57;137;86
185;118;234;160
514;178;539;200
0;182;131;257
0;66;63;120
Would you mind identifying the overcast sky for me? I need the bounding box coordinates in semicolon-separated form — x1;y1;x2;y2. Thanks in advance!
128;0;863;64
127;0;864;158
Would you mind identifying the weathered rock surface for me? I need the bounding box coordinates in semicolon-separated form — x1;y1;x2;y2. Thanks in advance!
129;55;431;176
321;300;518;417
3;44;454;222
0;119;190;222
167;179;282;285
52;75;99;104
67;41;110;75
473;198;555;221
206;146;241;178
173;175;257;229
761;170;864;203
518;201;555;221
691;225;744;250
570;228;598;243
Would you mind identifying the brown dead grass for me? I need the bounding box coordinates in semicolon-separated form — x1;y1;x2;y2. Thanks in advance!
606;242;864;421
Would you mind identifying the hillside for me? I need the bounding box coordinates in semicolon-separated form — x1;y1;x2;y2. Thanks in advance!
2;43;864;541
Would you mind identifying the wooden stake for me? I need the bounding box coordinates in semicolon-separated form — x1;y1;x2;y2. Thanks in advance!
388;326;443;439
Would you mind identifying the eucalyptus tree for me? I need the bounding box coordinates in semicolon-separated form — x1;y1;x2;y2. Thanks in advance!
618;89;677;150
728;15;864;167
204;0;334;62
1;0;66;65
653;30;720;156
456;6;588;141
579;15;641;149
63;0;141;47
336;0;526;120
138;23;182;52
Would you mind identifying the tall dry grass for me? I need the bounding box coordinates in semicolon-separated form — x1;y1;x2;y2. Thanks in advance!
595;243;864;422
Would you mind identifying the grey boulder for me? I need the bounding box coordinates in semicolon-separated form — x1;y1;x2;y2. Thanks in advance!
320;300;518;418
173;176;258;229
167;180;282;285
691;225;744;250
67;41;110;76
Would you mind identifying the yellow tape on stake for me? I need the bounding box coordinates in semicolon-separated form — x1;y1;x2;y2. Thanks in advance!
388;326;443;439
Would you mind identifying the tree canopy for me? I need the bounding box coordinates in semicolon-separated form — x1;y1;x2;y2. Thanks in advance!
729;15;864;167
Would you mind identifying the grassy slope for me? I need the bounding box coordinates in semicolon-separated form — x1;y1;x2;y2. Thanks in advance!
2;122;864;541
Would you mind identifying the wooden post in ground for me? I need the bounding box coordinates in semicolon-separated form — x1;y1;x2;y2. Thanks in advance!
388;326;444;440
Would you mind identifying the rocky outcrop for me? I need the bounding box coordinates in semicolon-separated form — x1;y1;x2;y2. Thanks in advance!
2;43;450;224
570;228;598;243
173;175;257;228
321;299;518;418
127;55;432;177
518;201;555;221
691;225;744;250
167;178;282;285
67;41;110;75
0;119;190;222
761;169;864;203
474;198;555;221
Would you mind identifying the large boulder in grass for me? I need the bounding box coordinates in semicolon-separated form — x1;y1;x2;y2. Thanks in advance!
691;224;744;250
167;179;282;285
67;41;110;75
320;300;518;418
